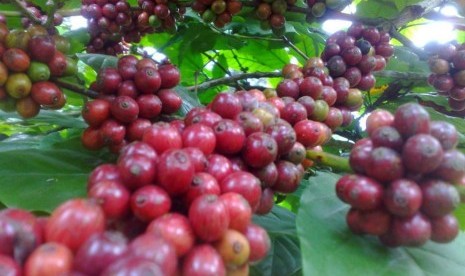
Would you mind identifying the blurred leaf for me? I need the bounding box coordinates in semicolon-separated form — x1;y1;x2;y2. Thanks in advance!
175;86;203;116
251;206;302;276
0;131;110;213
297;171;465;275
76;53;118;72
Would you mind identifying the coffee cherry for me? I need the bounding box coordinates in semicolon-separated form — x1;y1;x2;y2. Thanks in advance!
183;124;216;155
88;179;130;219
73;231;128;275
242;132;278;168
146;214;194;257
402;134;443;174
366;147;404;183
430;214;459;243
182;244;226;276
390;213;431;247
127;234;177;275
420;179;460;218
189;194;230;242
157;149;195;196
118;154;157;189
383;179;422;217
343;175;383;210
24;243;73;276
213;119;246;155
394;103;431;138
45;199;105;252
243;224;270;262
131;185;171;222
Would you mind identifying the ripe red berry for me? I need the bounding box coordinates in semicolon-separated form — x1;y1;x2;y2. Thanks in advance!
182;244;226;276
188;194;230;242
130;185;171;222
118;154;157;189
134;66;161;94
243;224;270;262
157;149;195;196
88;180;130;219
383;179;422;217
142;122;182;154
211;93;242;119
402;134;443;174
213;119;246;155
82;99;111;127
146;213;195;257
220;172;262;211
393;103;431;138
242;132;278;168
127;234;177;275
182;124;216;155
111;96;139;123
74;231;128;275
45;199;105;252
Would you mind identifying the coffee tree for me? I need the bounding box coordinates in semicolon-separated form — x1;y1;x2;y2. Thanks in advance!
0;0;464;275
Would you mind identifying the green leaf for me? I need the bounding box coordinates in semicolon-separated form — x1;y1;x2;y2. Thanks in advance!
0;131;109;213
62;28;90;55
356;0;398;19
76;53;118;72
297;171;465;275
175;86;203;116
251;206;302;276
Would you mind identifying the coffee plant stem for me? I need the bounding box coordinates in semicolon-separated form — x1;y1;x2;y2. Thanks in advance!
186;71;282;91
52;78;100;98
9;0;42;24
282;36;309;60
306;149;353;173
44;0;57;28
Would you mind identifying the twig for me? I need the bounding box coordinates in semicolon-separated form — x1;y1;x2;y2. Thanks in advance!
52;78;99;98
306;149;353;173
389;27;428;59
186;71;282;91
44;0;57;28
10;0;42;24
282;35;309;60
414;95;465;118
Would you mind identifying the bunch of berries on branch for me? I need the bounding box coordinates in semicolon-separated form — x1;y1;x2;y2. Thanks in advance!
323;23;394;91
307;0;352;19
277;56;361;132
81;0;185;55
426;41;465;112
0;22;76;118
81;54;182;152
192;0;242;28
19;0;64;32
254;0;293;33
337;103;465;247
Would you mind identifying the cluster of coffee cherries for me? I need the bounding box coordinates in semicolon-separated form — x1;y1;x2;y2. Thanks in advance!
192;0;242;28
254;0;294;34
81;55;182;152
337;103;464;247
81;0;186;55
81;0;135;55
323;23;394;91
426;41;465;112
0;185;269;275
0;23;75;118
137;0;186;32
306;0;351;19
276;56;361;131
18;0;64;32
